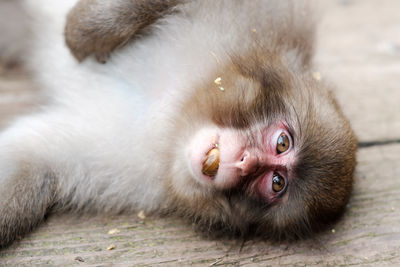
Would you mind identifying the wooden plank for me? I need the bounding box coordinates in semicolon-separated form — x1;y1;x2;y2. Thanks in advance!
1;145;400;266
315;0;400;142
0;72;40;130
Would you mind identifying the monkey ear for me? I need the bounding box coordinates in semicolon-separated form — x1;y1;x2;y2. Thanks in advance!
64;0;182;63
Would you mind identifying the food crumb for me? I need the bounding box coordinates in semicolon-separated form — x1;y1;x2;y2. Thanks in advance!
107;244;116;250
214;77;222;85
218;86;225;91
108;228;120;235
75;256;85;262
312;71;321;81
138;210;146;219
331;229;336;233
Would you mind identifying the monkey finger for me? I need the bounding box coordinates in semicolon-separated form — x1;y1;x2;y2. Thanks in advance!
95;51;110;64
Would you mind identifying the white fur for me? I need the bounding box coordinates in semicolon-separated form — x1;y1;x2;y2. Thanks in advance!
1;0;309;213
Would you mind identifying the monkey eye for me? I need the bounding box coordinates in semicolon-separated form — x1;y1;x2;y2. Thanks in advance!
272;172;286;192
276;133;290;154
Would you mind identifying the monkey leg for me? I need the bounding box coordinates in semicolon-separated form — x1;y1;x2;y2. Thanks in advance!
0;105;164;247
0;162;56;248
65;0;183;63
0;121;58;248
0;111;115;247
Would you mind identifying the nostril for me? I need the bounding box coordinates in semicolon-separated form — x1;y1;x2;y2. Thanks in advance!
240;151;249;162
238;152;258;176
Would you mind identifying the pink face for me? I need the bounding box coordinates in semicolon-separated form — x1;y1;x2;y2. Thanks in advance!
188;122;296;203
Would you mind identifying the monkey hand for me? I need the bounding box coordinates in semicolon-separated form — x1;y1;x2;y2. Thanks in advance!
64;0;182;63
65;22;128;64
64;0;138;63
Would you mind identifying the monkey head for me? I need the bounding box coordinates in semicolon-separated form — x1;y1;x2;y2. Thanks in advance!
165;53;357;239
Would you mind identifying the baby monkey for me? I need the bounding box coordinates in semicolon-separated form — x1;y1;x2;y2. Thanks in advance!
0;0;357;247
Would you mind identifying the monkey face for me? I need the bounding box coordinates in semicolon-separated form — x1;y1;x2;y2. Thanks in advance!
187;122;295;199
166;57;357;239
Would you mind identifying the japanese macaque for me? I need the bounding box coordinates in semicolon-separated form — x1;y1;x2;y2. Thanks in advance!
0;0;357;248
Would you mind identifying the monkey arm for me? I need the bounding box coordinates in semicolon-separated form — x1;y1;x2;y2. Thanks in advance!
65;0;183;63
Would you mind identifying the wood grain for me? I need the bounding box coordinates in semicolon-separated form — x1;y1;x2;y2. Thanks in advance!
1;0;400;265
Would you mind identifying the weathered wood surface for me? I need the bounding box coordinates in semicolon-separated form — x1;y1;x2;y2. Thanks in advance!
1;0;400;265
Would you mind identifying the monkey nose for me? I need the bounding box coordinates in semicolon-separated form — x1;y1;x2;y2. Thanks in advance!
237;151;259;176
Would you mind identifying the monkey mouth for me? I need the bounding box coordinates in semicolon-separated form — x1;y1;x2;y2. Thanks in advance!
188;129;249;190
188;129;221;184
